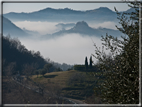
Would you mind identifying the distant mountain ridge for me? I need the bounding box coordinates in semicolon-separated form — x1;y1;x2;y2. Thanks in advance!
3;7;117;22
44;21;122;38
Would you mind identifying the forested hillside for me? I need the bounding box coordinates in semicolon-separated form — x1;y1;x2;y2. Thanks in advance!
2;36;47;75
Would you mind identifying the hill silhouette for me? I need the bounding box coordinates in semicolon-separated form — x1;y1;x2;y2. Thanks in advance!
0;16;29;37
45;21;122;38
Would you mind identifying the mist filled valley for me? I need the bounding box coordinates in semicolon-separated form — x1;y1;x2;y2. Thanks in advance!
3;18;121;65
2;4;138;104
12;20;116;65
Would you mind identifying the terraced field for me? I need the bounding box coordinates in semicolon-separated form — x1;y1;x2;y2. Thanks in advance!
30;70;101;103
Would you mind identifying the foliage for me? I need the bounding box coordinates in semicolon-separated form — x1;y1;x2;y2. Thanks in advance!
36;63;53;77
90;56;93;69
85;57;88;71
2;61;17;76
92;2;140;104
74;65;85;71
44;63;53;73
2;35;47;75
22;63;38;77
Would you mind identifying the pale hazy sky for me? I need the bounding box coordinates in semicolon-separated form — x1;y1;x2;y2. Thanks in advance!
2;0;136;14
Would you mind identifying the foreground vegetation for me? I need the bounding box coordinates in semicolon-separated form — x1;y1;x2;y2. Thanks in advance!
92;2;140;104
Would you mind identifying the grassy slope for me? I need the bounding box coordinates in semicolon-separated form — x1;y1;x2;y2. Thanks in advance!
31;70;75;87
2;77;72;104
30;70;99;102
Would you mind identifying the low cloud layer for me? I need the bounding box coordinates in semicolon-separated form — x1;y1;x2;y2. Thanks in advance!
89;21;117;30
13;21;60;35
19;34;103;65
13;21;118;36
12;20;118;65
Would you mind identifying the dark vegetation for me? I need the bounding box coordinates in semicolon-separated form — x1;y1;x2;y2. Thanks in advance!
2;35;47;75
74;56;98;72
92;2;140;104
2;35;64;76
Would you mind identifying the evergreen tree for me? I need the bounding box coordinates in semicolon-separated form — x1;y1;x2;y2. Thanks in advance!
90;56;93;70
85;56;88;71
93;2;141;104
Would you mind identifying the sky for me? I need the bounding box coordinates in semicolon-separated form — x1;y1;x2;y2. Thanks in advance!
1;0;135;14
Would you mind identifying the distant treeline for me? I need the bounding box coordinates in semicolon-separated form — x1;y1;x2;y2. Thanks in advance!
74;65;98;72
74;56;99;72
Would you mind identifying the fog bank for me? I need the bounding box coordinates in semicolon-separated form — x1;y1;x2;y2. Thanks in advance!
19;34;103;65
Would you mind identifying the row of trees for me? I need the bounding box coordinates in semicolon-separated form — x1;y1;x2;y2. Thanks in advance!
74;56;95;71
92;2;140;104
85;56;93;71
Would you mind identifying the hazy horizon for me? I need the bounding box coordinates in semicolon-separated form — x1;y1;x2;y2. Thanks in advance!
2;2;127;65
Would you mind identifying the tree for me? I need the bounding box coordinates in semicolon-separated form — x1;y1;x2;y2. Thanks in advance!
3;62;16;76
90;56;93;70
43;63;53;73
92;2;140;104
22;63;38;77
85;56;88;71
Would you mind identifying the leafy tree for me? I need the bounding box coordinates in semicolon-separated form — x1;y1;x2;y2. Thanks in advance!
3;61;16;76
92;2;140;104
22;63;38;77
43;63;53;73
85;56;88;71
